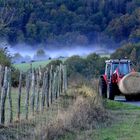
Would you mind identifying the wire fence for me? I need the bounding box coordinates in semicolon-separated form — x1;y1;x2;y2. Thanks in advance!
0;63;67;125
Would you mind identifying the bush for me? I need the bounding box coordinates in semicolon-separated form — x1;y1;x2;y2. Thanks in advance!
65;55;86;77
65;53;107;79
45;59;63;71
0;48;11;66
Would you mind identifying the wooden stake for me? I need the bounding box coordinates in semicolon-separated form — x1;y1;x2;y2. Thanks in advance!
0;67;8;124
31;69;35;115
17;71;22;120
49;65;53;104
36;69;40;113
7;69;13;123
25;71;31;120
0;65;3;102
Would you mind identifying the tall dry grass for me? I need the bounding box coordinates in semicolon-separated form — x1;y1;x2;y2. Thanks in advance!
0;75;110;140
34;79;110;140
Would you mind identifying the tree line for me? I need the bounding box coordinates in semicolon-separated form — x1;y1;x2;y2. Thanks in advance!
0;0;140;46
111;43;140;71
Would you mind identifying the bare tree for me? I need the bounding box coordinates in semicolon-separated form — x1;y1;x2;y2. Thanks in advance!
0;0;15;30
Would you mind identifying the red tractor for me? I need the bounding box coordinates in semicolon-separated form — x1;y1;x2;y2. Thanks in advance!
99;59;138;100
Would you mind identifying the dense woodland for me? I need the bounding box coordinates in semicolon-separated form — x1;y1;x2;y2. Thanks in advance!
0;0;140;46
0;0;140;79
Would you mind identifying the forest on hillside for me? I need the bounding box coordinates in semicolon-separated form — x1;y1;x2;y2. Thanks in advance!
0;0;140;47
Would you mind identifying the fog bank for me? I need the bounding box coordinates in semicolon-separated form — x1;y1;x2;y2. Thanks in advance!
0;41;114;63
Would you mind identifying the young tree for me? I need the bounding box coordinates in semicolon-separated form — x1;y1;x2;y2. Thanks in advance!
130;48;137;65
34;48;47;61
0;0;15;30
0;47;11;66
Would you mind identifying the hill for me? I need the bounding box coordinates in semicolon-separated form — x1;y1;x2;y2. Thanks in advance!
0;0;140;47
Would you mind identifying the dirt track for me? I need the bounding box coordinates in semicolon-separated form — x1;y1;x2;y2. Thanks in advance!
115;96;140;107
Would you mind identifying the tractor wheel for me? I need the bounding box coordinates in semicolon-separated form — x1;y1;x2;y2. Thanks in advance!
125;95;133;101
125;95;140;101
107;83;115;100
132;95;140;101
98;77;107;98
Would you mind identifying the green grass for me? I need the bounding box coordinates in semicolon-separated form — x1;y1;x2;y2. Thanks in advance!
60;100;140;140
13;58;66;72
3;88;140;140
5;88;29;123
13;60;52;72
0;92;74;140
104;99;140;110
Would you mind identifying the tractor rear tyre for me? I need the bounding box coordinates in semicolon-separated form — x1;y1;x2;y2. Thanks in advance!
132;95;140;101
125;95;140;101
99;77;107;98
125;95;133;101
107;83;115;100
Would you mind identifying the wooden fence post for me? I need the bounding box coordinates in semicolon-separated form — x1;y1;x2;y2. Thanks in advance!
36;69;40;113
55;66;59;99
44;70;49;108
0;67;8;124
31;69;36;115
41;71;46;112
49;65;53;104
0;65;3;102
58;64;62;96
17;71;22;120
52;71;56;101
25;71;31;120
7;69;12;123
62;65;68;93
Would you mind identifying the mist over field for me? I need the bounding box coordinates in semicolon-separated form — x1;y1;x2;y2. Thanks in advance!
0;41;114;63
10;44;114;57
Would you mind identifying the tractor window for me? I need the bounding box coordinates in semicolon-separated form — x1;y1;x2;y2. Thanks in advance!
119;63;129;75
112;63;119;73
107;64;111;79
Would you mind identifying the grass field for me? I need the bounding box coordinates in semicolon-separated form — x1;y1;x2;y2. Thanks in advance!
5;88;32;123
13;58;66;72
1;87;140;140
13;60;53;72
13;53;110;72
61;100;140;140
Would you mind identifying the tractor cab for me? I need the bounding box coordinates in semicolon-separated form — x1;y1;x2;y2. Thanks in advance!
105;59;132;81
99;59;138;101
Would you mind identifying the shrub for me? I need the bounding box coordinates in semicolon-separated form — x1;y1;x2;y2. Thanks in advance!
65;53;107;79
0;48;11;66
